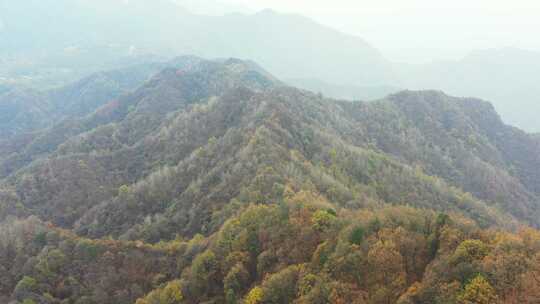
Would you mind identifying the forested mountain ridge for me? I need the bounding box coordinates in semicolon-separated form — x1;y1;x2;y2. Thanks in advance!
0;86;51;139
397;48;540;131
0;56;216;178
1;58;540;303
0;57;278;227
0;60;176;140
4;1;540;131
371;91;540;217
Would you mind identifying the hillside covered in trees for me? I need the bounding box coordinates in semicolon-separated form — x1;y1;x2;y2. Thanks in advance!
1;57;540;304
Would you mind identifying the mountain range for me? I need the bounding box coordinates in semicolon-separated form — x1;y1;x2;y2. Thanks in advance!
0;0;392;88
1;57;540;303
3;1;540;131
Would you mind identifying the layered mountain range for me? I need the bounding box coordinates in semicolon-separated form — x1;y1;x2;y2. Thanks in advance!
3;1;540;131
1;57;540;303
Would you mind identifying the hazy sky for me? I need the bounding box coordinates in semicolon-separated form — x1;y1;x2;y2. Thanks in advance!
215;0;540;63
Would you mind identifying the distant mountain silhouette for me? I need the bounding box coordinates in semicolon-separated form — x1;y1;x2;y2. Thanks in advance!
0;0;394;88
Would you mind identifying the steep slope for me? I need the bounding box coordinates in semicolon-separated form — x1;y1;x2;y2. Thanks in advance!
0;60;176;141
0;56;206;177
47;61;174;117
73;86;540;241
2;59;539;235
72;86;518;242
0;86;52;139
348;91;540;223
398;48;540;132
0;58;279;227
2;58;540;304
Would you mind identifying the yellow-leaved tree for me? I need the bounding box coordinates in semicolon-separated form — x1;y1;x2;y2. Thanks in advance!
244;286;263;304
458;275;497;304
135;280;183;304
